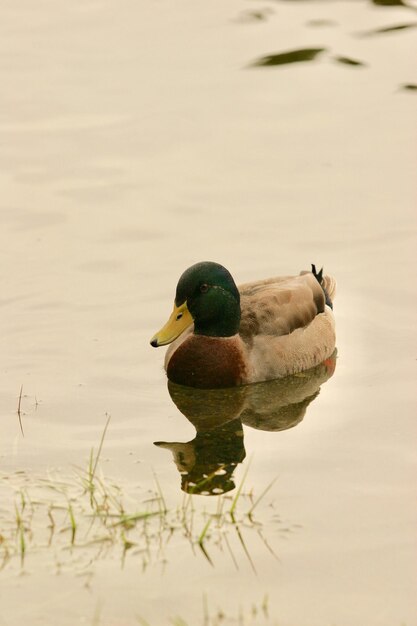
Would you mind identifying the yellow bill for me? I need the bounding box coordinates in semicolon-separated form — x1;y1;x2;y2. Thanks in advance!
150;301;193;347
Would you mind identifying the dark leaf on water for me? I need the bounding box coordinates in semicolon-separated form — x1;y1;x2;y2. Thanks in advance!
358;22;417;36
237;9;274;22
250;47;326;68
307;19;338;27
248;11;268;20
401;83;417;91
334;56;366;67
375;21;417;32
371;0;409;6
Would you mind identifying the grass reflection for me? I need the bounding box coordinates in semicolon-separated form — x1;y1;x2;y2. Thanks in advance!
138;593;270;626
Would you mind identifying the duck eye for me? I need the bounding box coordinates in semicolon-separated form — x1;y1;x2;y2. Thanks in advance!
200;283;209;293
176;312;183;320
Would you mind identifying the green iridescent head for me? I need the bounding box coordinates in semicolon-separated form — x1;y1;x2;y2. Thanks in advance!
150;261;241;346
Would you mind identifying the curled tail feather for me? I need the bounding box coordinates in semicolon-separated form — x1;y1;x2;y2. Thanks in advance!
311;264;336;309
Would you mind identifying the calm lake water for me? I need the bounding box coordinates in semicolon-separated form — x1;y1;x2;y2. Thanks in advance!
0;1;416;625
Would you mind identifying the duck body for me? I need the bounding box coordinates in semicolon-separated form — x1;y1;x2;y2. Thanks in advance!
166;334;249;388
151;262;336;389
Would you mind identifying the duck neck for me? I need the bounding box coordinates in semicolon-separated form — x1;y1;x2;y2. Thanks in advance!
193;292;241;338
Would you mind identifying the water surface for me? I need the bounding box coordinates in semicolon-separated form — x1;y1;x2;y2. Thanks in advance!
0;1;416;625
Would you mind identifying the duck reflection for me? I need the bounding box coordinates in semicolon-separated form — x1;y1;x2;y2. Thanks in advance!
155;386;247;496
155;352;336;495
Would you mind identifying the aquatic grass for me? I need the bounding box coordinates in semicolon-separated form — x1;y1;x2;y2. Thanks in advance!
17;384;24;436
231;515;256;574
261;594;269;618
195;464;282;573
179;493;194;541
0;424;289;575
91;602;102;626
46;506;56;546
186;465;229;496
197;517;213;565
18;524;26;566
136;594;275;626
66;500;77;545
229;460;251;519
14;502;26;566
84;414;111;508
193;466;272;572
152;470;167;515
247;476;278;520
108;511;160;529
170;618;189;626
198;517;212;544
0;463;288;574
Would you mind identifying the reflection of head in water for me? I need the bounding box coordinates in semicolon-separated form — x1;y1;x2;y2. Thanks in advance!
155;352;337;494
156;417;245;495
155;383;247;495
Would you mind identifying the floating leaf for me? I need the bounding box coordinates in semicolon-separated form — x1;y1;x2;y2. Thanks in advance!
307;19;338;27
236;8;275;23
400;83;417;91
371;0;408;6
334;55;366;67
250;47;326;67
359;22;417;36
247;11;268;20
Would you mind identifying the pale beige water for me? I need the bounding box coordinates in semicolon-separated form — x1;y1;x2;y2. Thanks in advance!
0;1;416;625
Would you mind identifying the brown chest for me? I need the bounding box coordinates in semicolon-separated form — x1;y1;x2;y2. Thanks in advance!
167;335;248;389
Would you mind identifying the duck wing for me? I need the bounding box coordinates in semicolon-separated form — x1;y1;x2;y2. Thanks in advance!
238;272;328;339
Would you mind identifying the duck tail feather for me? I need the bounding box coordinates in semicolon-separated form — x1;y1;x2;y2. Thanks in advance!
311;264;335;310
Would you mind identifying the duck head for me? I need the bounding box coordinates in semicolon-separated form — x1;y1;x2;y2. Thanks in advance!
150;261;241;347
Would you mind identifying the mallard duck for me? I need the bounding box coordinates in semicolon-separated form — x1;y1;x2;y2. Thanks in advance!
150;261;336;389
